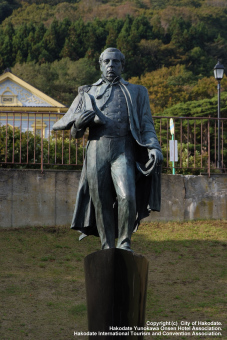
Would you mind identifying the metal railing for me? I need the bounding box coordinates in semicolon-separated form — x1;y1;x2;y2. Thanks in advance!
0;111;226;175
156;116;227;175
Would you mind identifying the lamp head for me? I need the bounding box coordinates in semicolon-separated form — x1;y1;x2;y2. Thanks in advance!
214;61;225;81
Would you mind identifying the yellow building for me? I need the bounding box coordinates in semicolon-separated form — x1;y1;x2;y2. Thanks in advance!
0;70;67;138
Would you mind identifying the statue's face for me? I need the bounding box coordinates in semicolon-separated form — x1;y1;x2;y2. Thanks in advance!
100;51;123;81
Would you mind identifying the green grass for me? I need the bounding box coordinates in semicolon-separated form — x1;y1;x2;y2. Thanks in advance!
0;221;226;340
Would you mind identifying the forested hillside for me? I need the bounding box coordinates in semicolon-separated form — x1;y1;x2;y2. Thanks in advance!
0;0;227;117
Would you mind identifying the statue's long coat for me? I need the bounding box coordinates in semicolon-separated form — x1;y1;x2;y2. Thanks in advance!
53;78;162;239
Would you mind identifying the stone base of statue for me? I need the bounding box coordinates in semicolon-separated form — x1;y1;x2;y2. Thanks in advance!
84;248;149;339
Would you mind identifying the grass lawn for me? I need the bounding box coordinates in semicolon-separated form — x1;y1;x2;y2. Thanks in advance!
0;220;226;340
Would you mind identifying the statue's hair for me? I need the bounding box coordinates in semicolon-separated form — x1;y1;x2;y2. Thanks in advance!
99;48;125;66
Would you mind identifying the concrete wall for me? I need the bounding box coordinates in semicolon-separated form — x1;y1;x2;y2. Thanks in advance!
146;174;227;222
0;169;226;228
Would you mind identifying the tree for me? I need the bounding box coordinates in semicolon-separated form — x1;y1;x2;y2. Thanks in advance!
42;19;63;62
162;91;227;118
105;19;124;48
129;65;195;114
12;57;100;106
60;19;88;60
12;23;33;63
0;1;13;24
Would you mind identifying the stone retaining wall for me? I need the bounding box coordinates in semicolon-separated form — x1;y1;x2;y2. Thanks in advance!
0;169;226;228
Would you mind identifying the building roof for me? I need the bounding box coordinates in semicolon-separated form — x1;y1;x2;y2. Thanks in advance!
0;71;67;112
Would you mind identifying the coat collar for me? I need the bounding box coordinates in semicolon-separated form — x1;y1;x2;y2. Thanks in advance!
92;78;129;86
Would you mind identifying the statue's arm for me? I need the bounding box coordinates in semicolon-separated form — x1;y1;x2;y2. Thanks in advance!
53;84;96;134
139;87;163;164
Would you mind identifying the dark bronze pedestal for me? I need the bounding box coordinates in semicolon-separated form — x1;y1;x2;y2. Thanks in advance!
84;248;149;339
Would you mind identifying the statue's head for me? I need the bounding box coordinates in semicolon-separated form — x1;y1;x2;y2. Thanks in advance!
99;48;125;82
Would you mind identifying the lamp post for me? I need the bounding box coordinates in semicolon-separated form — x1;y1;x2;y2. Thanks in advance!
214;60;225;169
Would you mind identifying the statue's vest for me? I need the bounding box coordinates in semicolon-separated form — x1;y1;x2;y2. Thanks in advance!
89;84;129;139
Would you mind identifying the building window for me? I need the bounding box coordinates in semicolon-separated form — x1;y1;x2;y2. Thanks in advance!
31;120;47;138
2;97;14;103
0;88;22;106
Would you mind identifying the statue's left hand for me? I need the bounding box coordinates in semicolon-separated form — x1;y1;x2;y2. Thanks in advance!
148;149;163;166
74;110;96;130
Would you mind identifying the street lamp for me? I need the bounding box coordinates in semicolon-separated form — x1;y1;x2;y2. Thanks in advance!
214;60;225;169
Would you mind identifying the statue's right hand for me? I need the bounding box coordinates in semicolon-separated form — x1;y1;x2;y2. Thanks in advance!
74;110;96;129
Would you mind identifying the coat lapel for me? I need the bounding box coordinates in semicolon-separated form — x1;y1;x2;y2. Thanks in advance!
119;82;142;144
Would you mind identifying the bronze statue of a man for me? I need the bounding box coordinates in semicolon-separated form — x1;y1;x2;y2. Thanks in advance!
53;47;163;251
